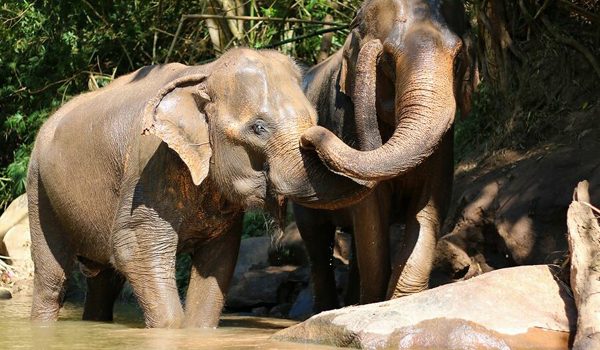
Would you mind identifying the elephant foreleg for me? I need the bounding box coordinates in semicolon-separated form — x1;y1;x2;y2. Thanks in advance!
183;216;242;328
387;131;453;299
387;201;440;298
113;225;183;328
352;188;391;304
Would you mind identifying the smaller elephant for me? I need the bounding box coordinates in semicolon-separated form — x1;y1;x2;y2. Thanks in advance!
27;48;371;328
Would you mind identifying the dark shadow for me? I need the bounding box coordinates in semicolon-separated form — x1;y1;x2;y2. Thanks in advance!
442;132;600;267
548;265;577;348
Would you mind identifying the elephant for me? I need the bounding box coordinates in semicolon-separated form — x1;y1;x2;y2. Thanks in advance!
293;0;478;312
27;48;372;328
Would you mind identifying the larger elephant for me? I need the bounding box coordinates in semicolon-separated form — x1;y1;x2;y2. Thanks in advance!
294;0;477;311
27;48;371;328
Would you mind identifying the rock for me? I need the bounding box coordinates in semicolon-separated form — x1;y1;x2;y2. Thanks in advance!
288;286;313;320
566;181;600;349
0;287;12;300
232;236;270;284
274;265;575;349
10;278;33;297
269;223;309;266
0;194;28;242
227;265;304;308
269;303;292;318
1;223;34;279
251;306;269;317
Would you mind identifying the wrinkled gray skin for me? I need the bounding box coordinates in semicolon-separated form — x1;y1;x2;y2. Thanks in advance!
294;0;478;311
27;48;371;328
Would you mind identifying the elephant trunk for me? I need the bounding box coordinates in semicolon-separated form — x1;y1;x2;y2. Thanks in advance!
301;34;456;181
353;39;383;151
268;128;375;210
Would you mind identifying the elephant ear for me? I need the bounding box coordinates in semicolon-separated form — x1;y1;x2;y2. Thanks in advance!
339;31;361;96
142;74;212;186
442;0;480;119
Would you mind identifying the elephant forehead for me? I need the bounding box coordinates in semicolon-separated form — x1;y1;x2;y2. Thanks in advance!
213;64;310;123
211;64;267;102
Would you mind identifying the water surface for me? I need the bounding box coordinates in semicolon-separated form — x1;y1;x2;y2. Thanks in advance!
0;296;337;349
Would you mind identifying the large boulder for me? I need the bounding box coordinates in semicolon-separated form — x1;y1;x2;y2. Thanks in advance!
0;194;28;242
232;236;271;284
0;222;34;289
227;265;309;309
1;224;33;276
274;265;575;349
268;223;309;266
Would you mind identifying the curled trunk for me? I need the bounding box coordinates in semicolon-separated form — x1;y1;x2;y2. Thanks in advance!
301;44;456;181
269;132;375;210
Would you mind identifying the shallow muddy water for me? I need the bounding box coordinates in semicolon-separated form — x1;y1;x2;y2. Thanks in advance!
0;296;338;349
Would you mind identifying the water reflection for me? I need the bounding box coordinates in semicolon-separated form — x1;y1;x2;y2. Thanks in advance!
0;297;336;349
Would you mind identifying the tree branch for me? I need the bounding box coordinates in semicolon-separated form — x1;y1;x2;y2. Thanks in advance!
541;16;600;81
165;14;349;63
81;0;134;69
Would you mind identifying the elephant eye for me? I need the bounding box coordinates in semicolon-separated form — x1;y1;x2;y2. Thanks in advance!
251;119;268;136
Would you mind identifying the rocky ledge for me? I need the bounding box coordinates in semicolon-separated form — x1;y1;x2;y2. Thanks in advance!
273;265;575;350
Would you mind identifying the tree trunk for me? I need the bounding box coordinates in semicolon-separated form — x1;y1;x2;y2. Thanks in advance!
204;0;246;55
475;0;513;94
567;180;600;350
317;14;334;63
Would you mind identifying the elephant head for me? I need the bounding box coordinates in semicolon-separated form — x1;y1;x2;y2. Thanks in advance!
142;49;372;212
301;0;478;180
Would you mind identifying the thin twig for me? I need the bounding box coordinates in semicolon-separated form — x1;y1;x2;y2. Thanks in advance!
165;13;349;63
533;0;552;19
257;25;349;49
151;27;176;38
81;0;134;69
27;73;82;94
582;202;600;216
182;14;345;26
165;16;187;63
557;0;600;24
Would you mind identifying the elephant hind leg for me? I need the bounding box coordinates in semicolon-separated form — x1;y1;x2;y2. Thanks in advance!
83;267;125;322
29;175;75;322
